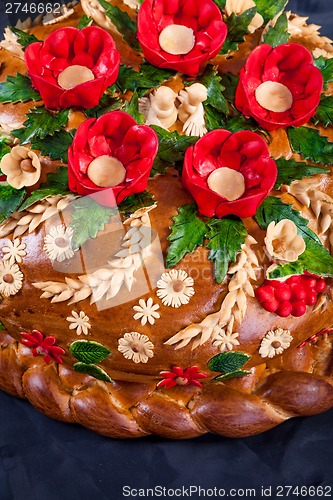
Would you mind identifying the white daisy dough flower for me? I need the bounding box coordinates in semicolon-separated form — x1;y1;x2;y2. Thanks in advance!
118;332;154;364
212;326;240;351
0;261;24;297
133;297;160;326
156;269;194;308
43;225;74;262
66;310;91;335
259;328;293;358
2;238;27;265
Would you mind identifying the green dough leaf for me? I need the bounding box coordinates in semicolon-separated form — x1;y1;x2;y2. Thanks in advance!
208;351;251;373
223;115;265;134
220;74;239;104
204;104;227;131
73;362;113;383
262;12;290;47
268;238;333;278
205;217;248;284
98;0;140;51
70;197;116;251
19;167;69;211
0;141;10;161
78;14;92;29
198;66;229;114
12;107;69;145
9;27;40;49
150;126;198;177
212;0;226;9
118;191;155;215
313;95;333;128
255;196;321;243
114;64;174;94
166;204;207;268
214;369;251;381
0;321;5;330
254;0;288;23
0;74;41;104
31;129;74;163
314;56;333;89
84;93;124;118
287;126;333;166
0;185;26;224
274;157;328;189
124;91;145;123
221;7;257;54
70;340;111;364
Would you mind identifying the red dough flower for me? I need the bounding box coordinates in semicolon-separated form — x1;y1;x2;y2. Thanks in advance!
137;0;227;76
157;366;207;389
235;43;323;130
21;330;65;364
24;26;120;110
68;111;159;207
182;129;277;218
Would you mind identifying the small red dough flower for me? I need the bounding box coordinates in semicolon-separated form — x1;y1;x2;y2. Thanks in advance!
21;330;65;364
235;43;323;130
182;129;277;218
68;111;159;207
137;0;227;76
157;365;207;389
24;26;120;110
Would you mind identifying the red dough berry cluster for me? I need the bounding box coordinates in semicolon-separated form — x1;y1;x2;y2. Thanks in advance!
255;273;326;317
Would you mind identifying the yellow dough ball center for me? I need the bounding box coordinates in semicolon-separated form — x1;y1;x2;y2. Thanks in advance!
87;156;126;188
255;81;293;113
207;167;246;201
57;65;95;90
158;24;195;55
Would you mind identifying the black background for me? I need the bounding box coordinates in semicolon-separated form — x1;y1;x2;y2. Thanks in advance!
0;1;333;499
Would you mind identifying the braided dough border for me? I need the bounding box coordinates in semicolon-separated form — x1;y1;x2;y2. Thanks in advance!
1;328;333;439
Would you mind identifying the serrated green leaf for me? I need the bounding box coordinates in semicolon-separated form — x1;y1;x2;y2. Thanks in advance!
166;204;206;268
221;7;257;54
220;74;239;104
70;197;116;251
19;167;69;211
84;94;124;118
255;196;321;243
0;321;5;330
9;27;40;49
212;0;226;10
313;95;333;128
12;107;69;145
214;369;251;381
253;0;288;23
0;74;41;104
274;157;328;189
78;14;92;29
208;351;251;373
204;104;226;131
314;56;333;89
73;362;113;383
262;12;290;47
288;126;333;166
0;141;10;161
0;185;26;224
198;66;229;114
118;191;155;215
150;126;198;177
223;115;263;133
70;340;111;364
205;217;248;284
114;64;174;94
124;91;145;123
268;238;333;278
98;0;140;51
31;129;74;163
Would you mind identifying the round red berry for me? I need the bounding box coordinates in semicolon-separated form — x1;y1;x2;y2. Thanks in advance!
301;276;317;289
276;301;293;317
288;275;302;284
262;298;279;313
256;285;275;303
305;290;318;306
291;300;307;317
274;285;291;302
315;279;326;293
290;283;306;301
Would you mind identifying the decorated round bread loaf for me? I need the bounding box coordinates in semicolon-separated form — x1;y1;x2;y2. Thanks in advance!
0;0;332;438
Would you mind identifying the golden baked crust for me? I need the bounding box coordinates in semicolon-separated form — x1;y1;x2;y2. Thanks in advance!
0;2;332;438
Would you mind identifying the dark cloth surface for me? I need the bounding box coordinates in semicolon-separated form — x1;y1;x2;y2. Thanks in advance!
0;1;333;499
